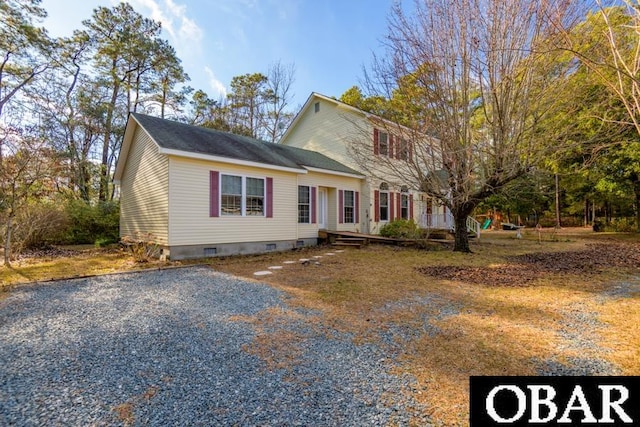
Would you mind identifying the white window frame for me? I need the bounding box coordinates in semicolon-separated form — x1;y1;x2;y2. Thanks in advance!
298;185;311;224
401;193;410;220
343;190;355;224
378;131;389;157
379;191;389;222
220;174;265;217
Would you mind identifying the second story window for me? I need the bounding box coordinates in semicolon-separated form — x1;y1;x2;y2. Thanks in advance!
379;131;389;156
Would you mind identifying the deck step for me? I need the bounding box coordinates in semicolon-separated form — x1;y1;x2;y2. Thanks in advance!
332;242;363;248
333;237;367;249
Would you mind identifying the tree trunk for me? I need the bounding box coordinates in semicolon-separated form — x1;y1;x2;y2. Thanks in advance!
4;214;12;266
555;173;561;229
453;211;471;253
634;184;640;233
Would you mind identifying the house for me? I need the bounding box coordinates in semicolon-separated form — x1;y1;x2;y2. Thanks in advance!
114;113;364;260
279;92;449;235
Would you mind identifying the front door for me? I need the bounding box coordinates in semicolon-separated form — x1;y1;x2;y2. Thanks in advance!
318;188;328;229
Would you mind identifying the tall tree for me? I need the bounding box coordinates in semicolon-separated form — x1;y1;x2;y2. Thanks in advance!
227;73;271;139
263;61;295;142
561;2;640;137
0;0;51;119
82;2;188;201
354;0;576;252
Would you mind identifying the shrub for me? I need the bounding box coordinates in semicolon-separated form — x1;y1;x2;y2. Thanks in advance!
379;219;420;239
0;202;68;257
63;200;120;245
604;217;637;233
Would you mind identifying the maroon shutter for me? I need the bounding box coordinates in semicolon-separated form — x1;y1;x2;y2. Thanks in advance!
409;194;414;220
374;190;380;222
338;190;344;223
389;192;395;220
397;193;402;219
354;191;360;224
443;204;447;225
408;142;414;162
389;134;394;159
209;171;219;217
311;186;317;224
373;128;379;155
266;177;273;218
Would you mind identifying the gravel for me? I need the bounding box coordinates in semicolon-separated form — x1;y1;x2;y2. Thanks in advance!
0;266;430;426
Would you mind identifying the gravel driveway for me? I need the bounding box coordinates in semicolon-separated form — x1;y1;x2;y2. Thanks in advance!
0;266;428;426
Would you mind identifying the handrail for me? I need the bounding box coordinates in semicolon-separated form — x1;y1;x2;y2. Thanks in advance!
466;216;481;239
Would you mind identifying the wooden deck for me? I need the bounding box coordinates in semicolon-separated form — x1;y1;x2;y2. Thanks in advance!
319;230;451;247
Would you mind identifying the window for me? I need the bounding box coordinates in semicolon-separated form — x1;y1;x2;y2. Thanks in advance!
246;177;264;215
221;175;242;215
399;138;409;161
344;190;355;223
378;131;389;156
379;193;389;222
220;174;265;216
298;185;310;223
314;102;320;113
401;194;410;219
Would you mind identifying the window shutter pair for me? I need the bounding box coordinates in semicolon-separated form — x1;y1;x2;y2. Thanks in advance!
209;171;273;218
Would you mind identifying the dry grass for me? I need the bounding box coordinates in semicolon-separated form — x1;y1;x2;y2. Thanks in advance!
209;229;640;426
0;246;176;295
1;229;637;426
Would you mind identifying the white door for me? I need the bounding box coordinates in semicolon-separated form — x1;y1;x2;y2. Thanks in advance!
318;188;328;229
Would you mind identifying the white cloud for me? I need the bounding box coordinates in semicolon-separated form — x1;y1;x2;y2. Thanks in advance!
129;0;203;55
204;67;228;99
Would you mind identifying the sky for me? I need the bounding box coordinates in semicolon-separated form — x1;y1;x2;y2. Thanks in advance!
40;0;395;109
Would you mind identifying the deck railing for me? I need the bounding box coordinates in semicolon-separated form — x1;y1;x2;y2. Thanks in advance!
418;212;481;239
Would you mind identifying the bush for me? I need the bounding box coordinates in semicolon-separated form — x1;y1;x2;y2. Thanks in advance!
63;200;120;245
604;217;637;233
379;219;420;239
0;202;68;256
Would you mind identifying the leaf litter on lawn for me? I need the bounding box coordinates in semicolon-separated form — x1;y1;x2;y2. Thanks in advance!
416;242;640;286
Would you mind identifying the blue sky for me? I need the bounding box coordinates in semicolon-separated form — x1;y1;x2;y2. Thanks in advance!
41;0;394;108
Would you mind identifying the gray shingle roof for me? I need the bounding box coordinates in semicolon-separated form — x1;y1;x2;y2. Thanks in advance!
131;113;361;176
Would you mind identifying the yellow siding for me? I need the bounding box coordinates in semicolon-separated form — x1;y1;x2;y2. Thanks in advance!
296;171;362;238
119;126;169;245
168;157;299;246
282;98;367;171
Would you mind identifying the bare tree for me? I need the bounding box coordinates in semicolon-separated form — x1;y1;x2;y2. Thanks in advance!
354;0;575;252
263;61;296;142
560;1;640;136
0;123;57;265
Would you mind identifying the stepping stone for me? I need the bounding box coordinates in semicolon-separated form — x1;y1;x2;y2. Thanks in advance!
299;258;310;262
335;250;345;253
268;266;283;270
312;255;323;259
325;252;335;256
283;261;297;264
253;271;273;276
